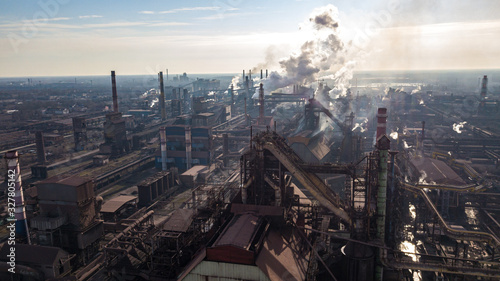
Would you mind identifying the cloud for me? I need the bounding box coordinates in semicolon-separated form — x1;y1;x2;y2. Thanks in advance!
46;17;71;21
148;22;192;27
79;15;103;19
140;7;225;15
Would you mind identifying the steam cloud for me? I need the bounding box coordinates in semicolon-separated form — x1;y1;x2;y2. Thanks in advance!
257;4;354;97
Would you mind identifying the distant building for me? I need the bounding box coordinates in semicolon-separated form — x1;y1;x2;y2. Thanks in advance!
192;78;220;91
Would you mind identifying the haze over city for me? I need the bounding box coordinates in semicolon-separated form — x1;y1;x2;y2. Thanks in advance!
1;0;500;77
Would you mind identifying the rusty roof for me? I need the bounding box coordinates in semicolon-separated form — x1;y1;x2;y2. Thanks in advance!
100;195;137;213
256;227;309;281
213;213;262;250
163;208;195;233
38;174;93;187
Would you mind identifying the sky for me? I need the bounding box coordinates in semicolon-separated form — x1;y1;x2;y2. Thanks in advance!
0;0;500;77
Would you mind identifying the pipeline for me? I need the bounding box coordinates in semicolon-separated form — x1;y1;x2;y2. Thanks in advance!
402;183;500;248
264;175;281;206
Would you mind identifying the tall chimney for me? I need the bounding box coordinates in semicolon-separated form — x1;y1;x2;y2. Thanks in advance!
166;69;168;81
376;108;387;140
5;151;30;242
260;69;263;79
185;127;192;170
35;131;46;164
111;71;118;113
243;70;245;82
481;75;488;99
266;69;268;78
259;83;264;123
159;72;166;120
160;127;167;171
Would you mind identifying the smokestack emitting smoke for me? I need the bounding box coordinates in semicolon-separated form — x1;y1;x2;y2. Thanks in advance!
160;127;167;171
5;151;30;241
35;131;46;164
159;72;166;120
256;5;355;100
376;108;387;140
111;71;118;113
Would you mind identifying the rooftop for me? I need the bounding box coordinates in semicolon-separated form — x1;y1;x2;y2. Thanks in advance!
100;195;137;213
38;174;93;187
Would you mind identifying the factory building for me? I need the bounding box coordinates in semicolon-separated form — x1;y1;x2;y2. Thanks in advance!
29;175;103;265
155;125;212;171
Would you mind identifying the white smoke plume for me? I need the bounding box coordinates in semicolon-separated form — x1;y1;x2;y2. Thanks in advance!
452;121;466;133
262;4;354;96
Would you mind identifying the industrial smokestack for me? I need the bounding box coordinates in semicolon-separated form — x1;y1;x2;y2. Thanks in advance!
376;108;388;140
481;75;488;99
160;127;167;171
259;83;264;123
166;69;168;81
35;131;46;164
260;69;263;79
5;151;30;243
243;70;245;82
159;72;166;120
266;69;268;78
111;71;118;113
185;127;192;170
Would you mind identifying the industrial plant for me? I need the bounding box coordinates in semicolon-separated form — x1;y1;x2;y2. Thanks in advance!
0;66;499;281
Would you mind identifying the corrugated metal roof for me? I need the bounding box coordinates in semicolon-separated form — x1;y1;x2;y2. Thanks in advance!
100;195;137;213
411;157;466;185
163;208;195;233
256;228;308;281
214;214;262;250
39;174;93;187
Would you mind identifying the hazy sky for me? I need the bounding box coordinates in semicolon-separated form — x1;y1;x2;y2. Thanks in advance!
1;0;499;77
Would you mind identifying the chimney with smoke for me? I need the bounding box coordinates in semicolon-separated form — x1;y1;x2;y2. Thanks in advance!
111;70;118;113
